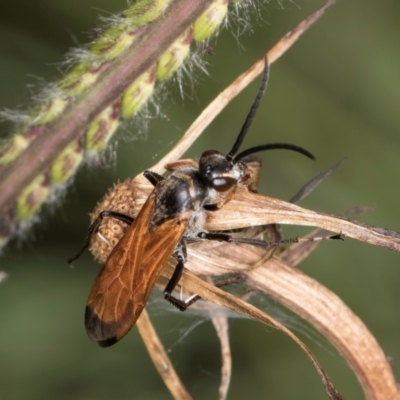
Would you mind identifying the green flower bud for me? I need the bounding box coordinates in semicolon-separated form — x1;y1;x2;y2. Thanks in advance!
16;174;50;220
51;138;84;184
121;68;156;118
193;0;228;42
91;22;140;61
60;61;105;96
125;0;172;26
85;102;120;156
0;126;45;166
0;135;30;166
33;97;70;125
157;28;193;80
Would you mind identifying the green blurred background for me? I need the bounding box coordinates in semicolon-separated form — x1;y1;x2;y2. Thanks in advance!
1;0;399;399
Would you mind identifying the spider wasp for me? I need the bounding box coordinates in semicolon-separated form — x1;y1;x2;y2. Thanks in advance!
69;57;330;347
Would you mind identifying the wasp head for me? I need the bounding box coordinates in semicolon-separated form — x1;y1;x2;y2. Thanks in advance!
199;150;248;192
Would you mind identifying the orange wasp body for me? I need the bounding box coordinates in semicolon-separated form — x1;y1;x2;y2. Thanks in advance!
69;58;316;346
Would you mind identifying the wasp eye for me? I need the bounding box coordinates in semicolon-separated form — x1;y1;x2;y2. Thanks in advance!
211;177;236;192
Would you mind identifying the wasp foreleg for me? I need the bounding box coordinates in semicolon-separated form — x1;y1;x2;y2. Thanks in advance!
143;170;165;186
67;210;134;265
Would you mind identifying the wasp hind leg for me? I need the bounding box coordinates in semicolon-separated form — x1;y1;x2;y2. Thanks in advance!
163;241;202;311
163;241;246;311
195;231;344;248
67;210;134;265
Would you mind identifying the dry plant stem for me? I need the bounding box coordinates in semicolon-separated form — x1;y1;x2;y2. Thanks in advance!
147;0;337;177
138;283;232;400
0;0;215;212
210;310;232;400
0;270;8;283
136;309;193;400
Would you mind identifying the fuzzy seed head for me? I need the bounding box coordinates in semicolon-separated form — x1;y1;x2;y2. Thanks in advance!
89;179;145;263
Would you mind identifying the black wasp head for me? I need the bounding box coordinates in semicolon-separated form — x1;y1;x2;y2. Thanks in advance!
198;150;247;192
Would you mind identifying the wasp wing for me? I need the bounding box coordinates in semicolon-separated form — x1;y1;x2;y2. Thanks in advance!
85;192;189;347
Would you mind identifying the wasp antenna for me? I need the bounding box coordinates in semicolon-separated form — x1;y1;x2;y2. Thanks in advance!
226;56;270;162
233;143;315;163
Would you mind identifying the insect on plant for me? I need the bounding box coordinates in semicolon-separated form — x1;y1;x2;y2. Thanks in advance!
69;57;340;347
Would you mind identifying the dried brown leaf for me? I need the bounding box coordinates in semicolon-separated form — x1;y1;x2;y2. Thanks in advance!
206;187;400;252
172;235;399;400
289;159;346;204
162;263;343;400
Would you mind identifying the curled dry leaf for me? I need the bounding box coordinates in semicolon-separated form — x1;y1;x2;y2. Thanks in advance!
162;263;343;400
289;158;346;204
178;231;399;400
205;187;400;252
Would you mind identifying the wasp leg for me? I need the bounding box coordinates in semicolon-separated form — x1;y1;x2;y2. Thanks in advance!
67;210;134;265
69;171;162;264
163;260;200;311
163;241;202;311
143;170;165;186
196;231;344;248
164;243;248;312
69;171;162;266
203;203;220;211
